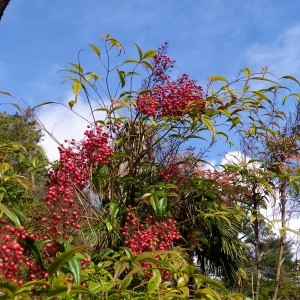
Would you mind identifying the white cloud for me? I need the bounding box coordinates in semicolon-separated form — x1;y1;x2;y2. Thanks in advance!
37;96;106;162
245;25;300;77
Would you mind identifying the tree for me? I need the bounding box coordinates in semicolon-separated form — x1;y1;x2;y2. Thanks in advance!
0;0;11;21
0;110;47;207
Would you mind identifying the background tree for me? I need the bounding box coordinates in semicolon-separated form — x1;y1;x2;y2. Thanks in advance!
0;0;11;20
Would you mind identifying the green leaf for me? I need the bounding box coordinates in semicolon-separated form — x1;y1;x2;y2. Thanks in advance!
201;117;216;141
110;202;119;221
138;89;151;95
72;81;82;99
252;90;269;101
241;68;252;81
0;202;21;227
106;221;113;232
22;238;44;270
89;44;101;58
230;117;240;130
150;195;157;215
14;280;46;295
143;50;156;59
141;61;154;71
45;285;93;299
32;101;55;110
10;208;27;226
279;227;300;237
124;58;139;64
208;75;228;83
0;282;18;295
134;42;143;61
141;192;152;199
68;255;81;285
116;68;125;88
281;75;300;86
251;76;280;85
148;268;162;292
0;90;13;97
31;157;40;168
68;100;76;109
48;246;90;280
113;261;129;282
158;197;167;218
70;63;83;73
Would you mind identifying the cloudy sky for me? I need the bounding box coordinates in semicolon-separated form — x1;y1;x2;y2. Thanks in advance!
1;0;300;162
1;0;300;238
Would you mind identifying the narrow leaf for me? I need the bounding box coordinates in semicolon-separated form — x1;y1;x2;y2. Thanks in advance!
134;42;143;61
143;50;156;59
201;117;216;141
48;246;90;279
32;101;55;110
89;44;101;58
148;268;162;292
281;75;300;86
208;75;228;83
0;202;21;227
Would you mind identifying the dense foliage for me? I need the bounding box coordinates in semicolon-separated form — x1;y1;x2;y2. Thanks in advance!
1;35;300;299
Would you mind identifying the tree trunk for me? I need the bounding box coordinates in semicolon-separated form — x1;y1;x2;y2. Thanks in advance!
0;0;11;20
252;184;262;300
272;181;287;300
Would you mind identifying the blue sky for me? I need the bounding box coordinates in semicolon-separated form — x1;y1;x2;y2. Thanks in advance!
1;0;300;162
2;1;300;237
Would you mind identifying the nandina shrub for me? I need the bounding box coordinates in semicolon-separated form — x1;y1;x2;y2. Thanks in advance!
0;218;47;284
0;124;114;284
137;42;205;117
42;124;113;242
120;205;182;280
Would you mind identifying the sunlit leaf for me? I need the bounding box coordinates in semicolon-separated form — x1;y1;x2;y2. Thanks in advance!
32;101;55;110
281;75;300;86
143;49;156;59
89;44;101;58
208;75;228;83
134;42;143;61
148;268;162;292
68;100;76;109
48;246;90;280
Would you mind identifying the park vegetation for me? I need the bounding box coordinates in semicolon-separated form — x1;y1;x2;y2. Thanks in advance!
1;35;300;299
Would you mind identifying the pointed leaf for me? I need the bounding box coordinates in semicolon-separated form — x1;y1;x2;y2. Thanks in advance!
134;42;143;61
208;75;228;83
124;59;139;64
148;268;162;292
241;68;251;80
68;100;76;109
89;44;101;58
116;68;125;88
143;50;156;60
201;117;216;141
0;202;21;226
281;75;300;86
68;255;81;285
141;61;154;71
0;91;13;97
32;101;55;110
48;246;90;279
72;81;82;98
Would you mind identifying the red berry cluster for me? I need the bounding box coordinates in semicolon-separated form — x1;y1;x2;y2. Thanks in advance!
43;125;113;240
120;207;181;281
0;219;47;284
150;42;175;84
137;43;205;117
158;164;187;185
120;207;182;255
